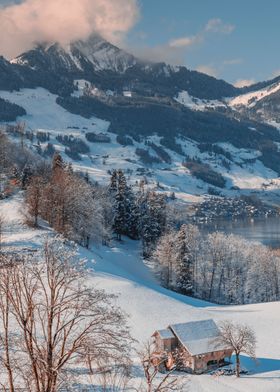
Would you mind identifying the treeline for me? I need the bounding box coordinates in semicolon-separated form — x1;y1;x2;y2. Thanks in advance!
183;159;226;188
0;131;39;192
25;154;107;247
152;224;280;305
1;130;167;253
24;153;167;253
0;98;26;121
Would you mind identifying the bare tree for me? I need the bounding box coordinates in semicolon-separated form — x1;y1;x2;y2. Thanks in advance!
139;340;187;392
215;320;257;377
152;232;176;289
0;214;4;251
96;360;132;392
0;254;17;392
25;176;44;227
0;237;132;391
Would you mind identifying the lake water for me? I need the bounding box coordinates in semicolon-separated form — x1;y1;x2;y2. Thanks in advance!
196;216;280;248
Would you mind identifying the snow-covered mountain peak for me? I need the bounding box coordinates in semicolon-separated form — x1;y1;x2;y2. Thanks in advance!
11;34;138;74
70;33;137;73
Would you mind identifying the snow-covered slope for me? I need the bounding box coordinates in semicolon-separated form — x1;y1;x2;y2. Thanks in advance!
0;87;109;131
175;90;226;111
1;193;280;392
228;80;280;108
2;87;280;205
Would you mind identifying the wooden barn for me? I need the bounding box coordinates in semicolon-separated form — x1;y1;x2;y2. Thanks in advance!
153;319;233;374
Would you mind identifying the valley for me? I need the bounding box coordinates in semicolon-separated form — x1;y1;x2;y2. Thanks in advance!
2;86;280;209
1;23;280;391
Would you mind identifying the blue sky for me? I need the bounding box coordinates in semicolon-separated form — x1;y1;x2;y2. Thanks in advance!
126;0;280;86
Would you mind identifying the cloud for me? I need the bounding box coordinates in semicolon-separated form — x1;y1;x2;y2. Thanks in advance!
169;35;201;48
129;44;186;65
196;65;219;78
234;79;255;88
0;0;140;58
132;17;235;66
205;18;235;34
166;17;234;51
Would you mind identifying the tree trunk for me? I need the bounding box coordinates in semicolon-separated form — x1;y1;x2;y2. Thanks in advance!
168;257;172;288
34;213;38;227
217;267;225;301
208;264;216;300
4;303;15;392
236;352;240;377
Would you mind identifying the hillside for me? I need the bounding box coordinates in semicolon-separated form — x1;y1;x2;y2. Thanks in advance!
1;36;280;204
2;88;280;207
1;192;280;391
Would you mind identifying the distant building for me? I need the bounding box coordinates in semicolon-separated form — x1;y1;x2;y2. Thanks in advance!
123;90;133;98
153;319;233;374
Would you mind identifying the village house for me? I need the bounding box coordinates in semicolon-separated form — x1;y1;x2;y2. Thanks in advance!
123;90;133;98
153;319;233;374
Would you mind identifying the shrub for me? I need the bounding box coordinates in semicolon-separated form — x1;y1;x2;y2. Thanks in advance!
56;134;90;154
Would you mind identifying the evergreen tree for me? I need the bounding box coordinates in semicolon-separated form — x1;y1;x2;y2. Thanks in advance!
110;170;135;240
127;189;140;240
175;224;194;296
139;191;166;256
109;169;118;194
21;165;33;189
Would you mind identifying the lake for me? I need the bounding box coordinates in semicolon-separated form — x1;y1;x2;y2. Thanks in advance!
196;216;280;248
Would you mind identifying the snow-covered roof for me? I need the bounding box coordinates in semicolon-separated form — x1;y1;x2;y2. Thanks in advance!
169;319;227;356
157;329;175;340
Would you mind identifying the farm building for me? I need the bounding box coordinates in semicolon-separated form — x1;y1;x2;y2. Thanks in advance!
153;319;233;374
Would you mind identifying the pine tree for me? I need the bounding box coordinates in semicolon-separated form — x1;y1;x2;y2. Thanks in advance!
138;191;166;256
175;224;194;296
110;170;131;240
112;188;126;240
21;165;33;189
109;169;118;194
127;190;139;240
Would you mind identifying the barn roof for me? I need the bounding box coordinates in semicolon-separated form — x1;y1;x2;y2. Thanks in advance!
156;329;175;339
169;319;228;356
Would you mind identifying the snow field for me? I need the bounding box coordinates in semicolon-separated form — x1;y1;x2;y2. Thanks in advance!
1;194;280;391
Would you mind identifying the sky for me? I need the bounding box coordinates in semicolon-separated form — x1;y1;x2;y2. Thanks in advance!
126;0;280;86
0;0;279;86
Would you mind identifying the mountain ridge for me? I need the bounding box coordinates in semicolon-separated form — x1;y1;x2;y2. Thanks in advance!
4;34;239;100
1;34;280;201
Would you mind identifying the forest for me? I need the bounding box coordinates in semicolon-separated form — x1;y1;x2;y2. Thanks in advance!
1;130;279;307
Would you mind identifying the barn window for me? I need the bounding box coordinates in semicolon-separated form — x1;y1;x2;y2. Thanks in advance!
207;360;218;367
